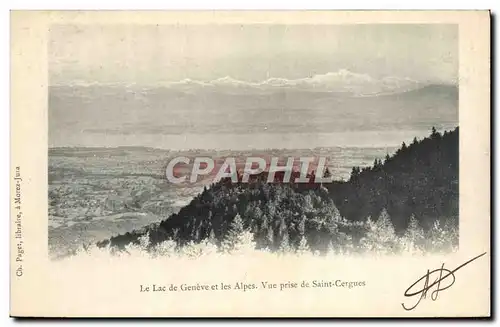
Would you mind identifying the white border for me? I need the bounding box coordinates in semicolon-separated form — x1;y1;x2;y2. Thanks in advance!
2;1;497;326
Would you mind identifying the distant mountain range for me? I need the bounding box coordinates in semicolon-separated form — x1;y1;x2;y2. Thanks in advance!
51;69;455;97
49;80;458;149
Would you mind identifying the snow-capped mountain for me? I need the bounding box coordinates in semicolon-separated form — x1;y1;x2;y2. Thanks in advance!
159;69;422;95
54;69;424;96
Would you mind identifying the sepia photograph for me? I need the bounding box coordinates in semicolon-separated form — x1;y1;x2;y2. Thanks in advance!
10;11;490;318
48;23;459;259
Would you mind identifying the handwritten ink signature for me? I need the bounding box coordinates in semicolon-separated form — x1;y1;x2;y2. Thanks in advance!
401;252;487;311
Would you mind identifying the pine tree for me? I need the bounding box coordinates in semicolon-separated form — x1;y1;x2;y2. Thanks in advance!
279;229;292;253
253;206;263;222
360;209;399;254
377;209;395;234
431;126;441;140
151;239;177;258
350;166;360;181
402;142;408;151
180;239;218;258
138;231;151;250
208;228;217;244
326;240;335;256
402;214;425;254
296;236;310;255
324;213;338;235
278;216;287;238
220;214;255;254
303;194;314;212
425;219;458;253
265;226;274;249
297;215;306;236
335;233;354;255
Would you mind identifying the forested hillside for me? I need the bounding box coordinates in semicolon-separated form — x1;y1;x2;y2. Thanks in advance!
98;127;459;255
328;126;458;231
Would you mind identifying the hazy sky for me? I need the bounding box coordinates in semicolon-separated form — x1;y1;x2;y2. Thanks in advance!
49;24;457;85
49;23;458;150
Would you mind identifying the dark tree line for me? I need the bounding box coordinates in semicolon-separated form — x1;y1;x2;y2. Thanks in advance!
99;127;458;254
327;127;458;231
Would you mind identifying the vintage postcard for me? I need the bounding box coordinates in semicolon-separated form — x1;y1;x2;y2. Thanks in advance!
10;11;490;317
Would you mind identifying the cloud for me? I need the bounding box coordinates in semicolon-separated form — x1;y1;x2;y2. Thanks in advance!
55;69;423;96
161;69;422;95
